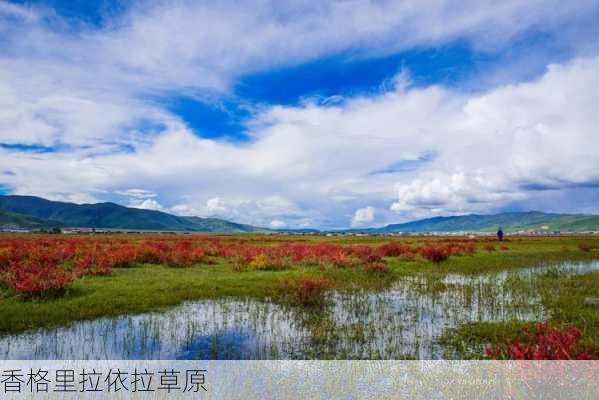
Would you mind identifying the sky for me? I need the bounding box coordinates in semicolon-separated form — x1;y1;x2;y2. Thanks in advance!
1;0;599;229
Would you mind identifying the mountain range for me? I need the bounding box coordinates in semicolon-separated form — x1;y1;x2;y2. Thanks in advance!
1;195;598;233
364;211;599;233
0;195;268;233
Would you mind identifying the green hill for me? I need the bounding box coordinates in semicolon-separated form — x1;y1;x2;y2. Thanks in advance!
183;217;270;233
0;209;63;229
2;195;597;233
0;195;269;232
373;211;599;233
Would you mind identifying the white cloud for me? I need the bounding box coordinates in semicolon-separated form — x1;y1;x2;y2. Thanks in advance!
129;198;165;211
352;207;376;227
205;197;228;215
390;56;599;217
0;1;39;21
1;0;597;147
3;54;595;228
116;189;157;199
1;1;599;228
92;0;599;90
269;220;287;229
168;196;305;227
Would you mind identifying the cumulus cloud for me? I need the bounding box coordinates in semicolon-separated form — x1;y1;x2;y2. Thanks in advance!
1;1;599;228
352;207;376;227
269;220;287;229
119;189;165;211
168;196;305;227
128;198;165;211
3;54;599;227
205;197;228;215
390;56;599;217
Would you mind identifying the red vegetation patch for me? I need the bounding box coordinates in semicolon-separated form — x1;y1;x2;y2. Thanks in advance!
2;260;74;296
74;254;113;276
483;244;496;252
364;261;390;274
415;240;476;263
446;242;476;256
578;243;598;252
0;234;486;300
377;242;415;258
419;245;450;263
167;242;206;267
486;323;598;360
281;276;331;306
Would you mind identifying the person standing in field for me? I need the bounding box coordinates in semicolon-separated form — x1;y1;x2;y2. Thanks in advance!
497;228;504;241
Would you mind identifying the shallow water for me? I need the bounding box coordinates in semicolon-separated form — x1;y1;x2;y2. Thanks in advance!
442;260;599;285
1;260;597;360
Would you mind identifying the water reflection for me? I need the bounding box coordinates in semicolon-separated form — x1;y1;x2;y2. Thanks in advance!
1;261;597;360
1;300;309;360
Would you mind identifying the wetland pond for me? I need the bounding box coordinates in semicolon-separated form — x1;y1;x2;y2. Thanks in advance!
2;260;598;360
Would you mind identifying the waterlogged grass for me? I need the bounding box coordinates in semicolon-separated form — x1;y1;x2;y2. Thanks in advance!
440;268;599;358
0;235;598;359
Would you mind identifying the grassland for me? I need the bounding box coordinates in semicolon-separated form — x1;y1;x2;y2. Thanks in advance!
1;234;598;358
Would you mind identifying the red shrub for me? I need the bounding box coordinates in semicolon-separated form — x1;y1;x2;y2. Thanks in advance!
483;244;496;252
364;261;390;273
365;254;382;263
2;259;74;296
74;254;113;276
419;245;450;263
110;245;138;268
136;241;169;264
168;242;205;267
578;243;597;252
445;242;476;256
486;323;598;360
282;276;330;306
328;252;359;269
347;245;377;261
378;242;413;257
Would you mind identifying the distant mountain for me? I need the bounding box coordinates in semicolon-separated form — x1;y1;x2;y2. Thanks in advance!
0;209;63;230
370;211;599;233
274;228;321;234
2;195;597;234
182;216;270;233
0;195;269;233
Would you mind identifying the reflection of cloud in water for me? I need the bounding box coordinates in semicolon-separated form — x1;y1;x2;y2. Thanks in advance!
1;261;597;360
441;260;599;285
0;300;308;360
175;328;255;360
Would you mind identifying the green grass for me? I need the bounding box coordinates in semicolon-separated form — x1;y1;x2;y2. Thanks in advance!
0;261;399;333
1;235;598;348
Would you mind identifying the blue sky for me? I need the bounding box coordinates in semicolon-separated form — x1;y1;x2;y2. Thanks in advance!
145;30;575;142
10;0;127;26
1;0;599;228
